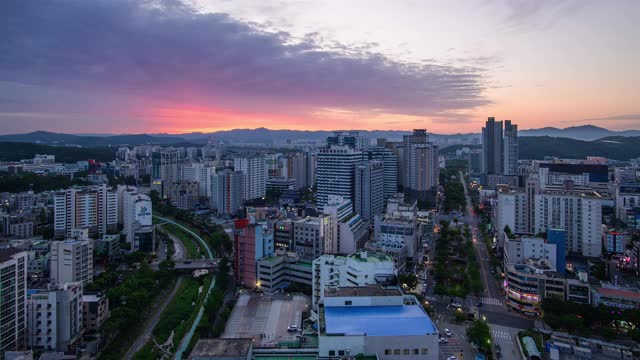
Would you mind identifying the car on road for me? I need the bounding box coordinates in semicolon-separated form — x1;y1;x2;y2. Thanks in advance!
444;328;452;337
451;302;462;308
446;356;457;360
438;337;448;343
287;325;298;332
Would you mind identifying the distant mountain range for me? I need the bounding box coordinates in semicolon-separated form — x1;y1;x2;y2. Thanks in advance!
519;125;640;141
0;125;638;150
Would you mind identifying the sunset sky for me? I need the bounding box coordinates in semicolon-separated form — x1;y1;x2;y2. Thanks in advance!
1;0;638;134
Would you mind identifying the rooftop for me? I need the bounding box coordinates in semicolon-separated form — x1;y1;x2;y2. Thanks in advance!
189;339;253;359
349;251;393;263
0;246;23;263
325;285;401;298
597;287;640;301
324;304;437;336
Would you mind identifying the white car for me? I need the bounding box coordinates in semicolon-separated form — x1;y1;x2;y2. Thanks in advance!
444;328;452;337
438;337;448;343
447;356;457;360
287;325;298;332
451;302;462;308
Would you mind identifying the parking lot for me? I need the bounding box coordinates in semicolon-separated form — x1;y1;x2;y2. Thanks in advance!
222;292;310;346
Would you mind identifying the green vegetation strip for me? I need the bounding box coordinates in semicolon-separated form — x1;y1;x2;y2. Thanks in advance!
98;262;175;360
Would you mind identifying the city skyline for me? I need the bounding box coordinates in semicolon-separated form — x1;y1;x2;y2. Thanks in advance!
1;0;639;135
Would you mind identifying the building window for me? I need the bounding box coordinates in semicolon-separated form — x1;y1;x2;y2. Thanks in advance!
329;351;335;356
421;349;429;355
385;350;391;355
394;349;401;355
345;300;352;306
403;349;410;355
338;351;345;356
413;349;419;355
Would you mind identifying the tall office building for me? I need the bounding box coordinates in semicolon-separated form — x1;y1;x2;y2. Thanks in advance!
53;185;117;239
286;153;310;189
354;160;385;221
151;149;179;182
50;240;94;286
306;151;317;189
481;117;504;175
120;188;153;252
27;282;83;352
364;147;399;199
234;156;267;201
503;120;519;175
0;247;28;353
402;129;439;199
326;131;369;149
316;145;363;210
210;170;245;216
468;150;482;174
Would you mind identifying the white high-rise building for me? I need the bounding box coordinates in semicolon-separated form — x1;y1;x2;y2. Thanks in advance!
402;129;439;195
316;145;363;210
210;170;245;216
120;187;153;252
181;162;214;197
0;247;28;353
234;157;267;201
27;282;83;352
354;160;384;222
364;147;398;200
50;240;94;286
311;251;395;310
534;186;603;257
495;186;528;246
54;185;117;239
503;120;519;175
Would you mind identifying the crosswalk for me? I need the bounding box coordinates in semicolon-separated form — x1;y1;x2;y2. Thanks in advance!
491;330;512;340
424;295;504;307
478;297;504;306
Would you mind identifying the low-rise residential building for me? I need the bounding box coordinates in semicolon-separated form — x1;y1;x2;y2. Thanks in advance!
234;220;274;289
27;282;84;352
374;194;421;271
317;285;439;360
50;240;94;286
2;214;35;239
82;293;109;334
591;286;640;310
294;215;335;260
256;252;313;293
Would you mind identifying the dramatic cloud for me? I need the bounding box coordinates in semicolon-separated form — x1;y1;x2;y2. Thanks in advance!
0;0;489;132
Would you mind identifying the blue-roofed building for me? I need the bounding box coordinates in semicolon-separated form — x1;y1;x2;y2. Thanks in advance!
318;285;438;359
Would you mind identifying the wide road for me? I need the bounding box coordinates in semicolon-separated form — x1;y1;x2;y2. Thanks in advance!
459;170;501;302
458;170;532;358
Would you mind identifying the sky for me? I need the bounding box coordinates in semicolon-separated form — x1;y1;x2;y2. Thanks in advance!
0;0;638;135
